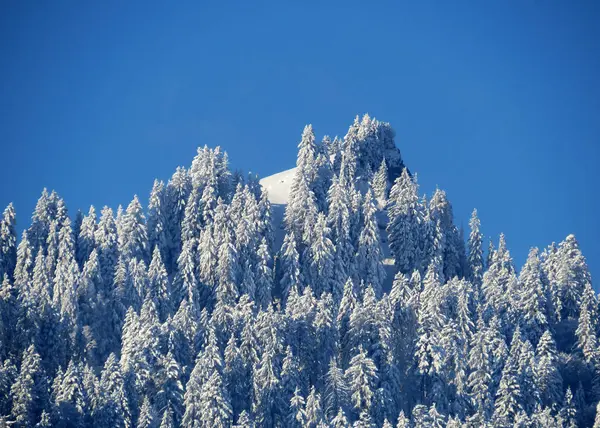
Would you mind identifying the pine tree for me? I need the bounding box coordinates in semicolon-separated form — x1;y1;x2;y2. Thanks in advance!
14;230;34;290
372;159;388;208
148;247;171;322
173;238;201;313
517;248;548;343
560;387;577;428
199;370;233;427
95;206;119;290
285;171;318;245
76;205;97;268
159;405;174;428
289;387;307;428
534;330;562;407
356;190;386;297
308;213;335;297
53;360;88;426
119;196;149;263
52;218;80;321
164;167;192;272
387;168;425;274
147;180;168;264
95;353;131;428
346;346;378;416
11;345;48;427
279;232;301;301
324;358;349;419
137;396;156;428
576;298;598;363
493;344;522;427
252;345;281;427
196;225;217;291
0;203;17;281
255;237;273;310
467;209;483;287
304;386;325;426
155;352;184;426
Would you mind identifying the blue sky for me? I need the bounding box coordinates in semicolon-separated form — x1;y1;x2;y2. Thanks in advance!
1;1;599;281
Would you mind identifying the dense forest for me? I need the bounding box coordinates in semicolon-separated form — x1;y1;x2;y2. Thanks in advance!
0;115;597;427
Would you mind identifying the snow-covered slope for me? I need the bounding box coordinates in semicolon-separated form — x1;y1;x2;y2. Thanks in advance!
259;167;296;205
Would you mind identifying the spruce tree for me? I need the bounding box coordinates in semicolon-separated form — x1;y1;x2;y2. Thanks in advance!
372;159;388;208
11;345;48;427
0;203;17;281
387;168;425;274
346;346;378;416
356;190;386;297
467;209;483;287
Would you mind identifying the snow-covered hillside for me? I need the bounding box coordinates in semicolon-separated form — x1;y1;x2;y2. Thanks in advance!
258;167;296;205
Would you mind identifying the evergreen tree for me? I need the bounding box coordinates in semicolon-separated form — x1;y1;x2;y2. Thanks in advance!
148;247;171;322
199;370;233;427
11;345;48;427
387;168;425;274
137;396;156;428
255;237;273;310
534;330;562;408
0;203;17;280
346;346;378;416
467;209;483;287
279;232;301;301
147;180;169;265
356;190;386;297
95;353;131;428
517;248;548;343
308;213;335;297
95;206;119;290
119;196;149;263
76;206;97;269
372;159;389;208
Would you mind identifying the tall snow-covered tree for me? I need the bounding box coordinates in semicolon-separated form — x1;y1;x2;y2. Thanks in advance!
0;203;17;281
356;190;386;297
147;180;169;264
76;206;97;269
95;206;119;290
517;248;548;343
534;330;562;408
11;345;48;427
467;209;483;288
307;213;335;297
372;159;388;208
279;232;301;301
119;196;149;263
387;168;425;274
148;247;171;322
346;345;378;417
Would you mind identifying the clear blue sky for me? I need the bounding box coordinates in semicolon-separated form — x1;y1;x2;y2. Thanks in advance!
1;1;599;282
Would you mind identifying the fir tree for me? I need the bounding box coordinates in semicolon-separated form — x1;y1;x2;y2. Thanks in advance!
0;203;17;281
356;190;386;297
11;345;48;427
119;196;149;263
279;232;301;301
372;159;389;208
534;330;562;407
346;346;378;416
387;168;425;274
467;209;483;287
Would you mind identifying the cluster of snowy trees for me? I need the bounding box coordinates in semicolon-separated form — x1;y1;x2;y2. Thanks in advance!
0;114;598;427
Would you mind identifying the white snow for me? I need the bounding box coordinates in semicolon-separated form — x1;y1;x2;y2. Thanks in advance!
259;167;296;205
